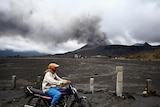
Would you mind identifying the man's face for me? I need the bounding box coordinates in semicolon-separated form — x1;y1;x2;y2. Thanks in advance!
51;67;57;73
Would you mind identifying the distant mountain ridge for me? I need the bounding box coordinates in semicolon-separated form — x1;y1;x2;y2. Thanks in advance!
1;42;160;58
54;42;160;58
133;42;151;46
0;50;46;57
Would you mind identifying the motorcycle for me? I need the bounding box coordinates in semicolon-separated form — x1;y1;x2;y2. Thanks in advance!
24;83;91;107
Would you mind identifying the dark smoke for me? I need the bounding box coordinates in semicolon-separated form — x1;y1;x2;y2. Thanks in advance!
0;6;110;46
1;0;160;54
0;0;110;48
70;15;110;45
0;14;30;36
0;3;31;36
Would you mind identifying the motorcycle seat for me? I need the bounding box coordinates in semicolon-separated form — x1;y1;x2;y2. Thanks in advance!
27;86;45;96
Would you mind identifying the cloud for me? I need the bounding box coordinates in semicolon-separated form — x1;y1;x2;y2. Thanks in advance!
0;0;31;36
0;0;160;54
101;0;160;45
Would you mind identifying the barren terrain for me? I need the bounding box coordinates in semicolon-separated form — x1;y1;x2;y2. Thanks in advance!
0;57;160;107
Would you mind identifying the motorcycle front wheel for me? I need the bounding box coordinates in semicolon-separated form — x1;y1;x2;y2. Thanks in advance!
27;96;49;107
70;98;92;107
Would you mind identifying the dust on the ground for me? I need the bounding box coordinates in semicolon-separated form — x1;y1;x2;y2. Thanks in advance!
0;57;160;107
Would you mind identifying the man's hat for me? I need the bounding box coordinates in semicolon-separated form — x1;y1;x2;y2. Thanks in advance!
48;63;59;69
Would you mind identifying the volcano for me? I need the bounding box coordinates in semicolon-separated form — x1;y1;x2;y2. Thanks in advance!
54;42;160;58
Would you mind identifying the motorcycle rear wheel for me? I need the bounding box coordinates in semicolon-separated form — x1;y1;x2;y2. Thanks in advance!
27;96;49;107
70;98;92;107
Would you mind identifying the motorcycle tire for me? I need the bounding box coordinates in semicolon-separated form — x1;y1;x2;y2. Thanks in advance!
27;96;49;107
70;98;92;107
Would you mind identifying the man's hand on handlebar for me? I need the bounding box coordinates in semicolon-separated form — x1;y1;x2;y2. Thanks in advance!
62;80;71;85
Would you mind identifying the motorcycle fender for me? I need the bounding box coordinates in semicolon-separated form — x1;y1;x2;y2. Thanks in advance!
80;96;87;99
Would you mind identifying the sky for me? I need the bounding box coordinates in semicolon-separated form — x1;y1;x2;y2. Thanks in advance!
0;0;160;54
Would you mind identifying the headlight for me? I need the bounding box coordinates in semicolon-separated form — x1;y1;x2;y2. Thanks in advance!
71;87;77;94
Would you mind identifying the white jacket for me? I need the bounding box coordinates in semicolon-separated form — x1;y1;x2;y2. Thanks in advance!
42;72;65;93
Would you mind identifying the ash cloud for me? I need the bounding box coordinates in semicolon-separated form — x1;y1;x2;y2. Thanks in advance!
0;11;30;36
0;0;109;47
70;14;110;45
0;0;31;36
0;0;160;54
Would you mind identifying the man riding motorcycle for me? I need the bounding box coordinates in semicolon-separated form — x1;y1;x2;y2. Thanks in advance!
42;63;69;107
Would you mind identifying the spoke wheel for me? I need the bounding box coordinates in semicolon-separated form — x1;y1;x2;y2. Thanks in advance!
70;99;91;107
27;96;49;107
80;99;91;107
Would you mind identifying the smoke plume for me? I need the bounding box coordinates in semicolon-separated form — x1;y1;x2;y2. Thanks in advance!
70;14;110;45
1;0;160;54
0;0;110;47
